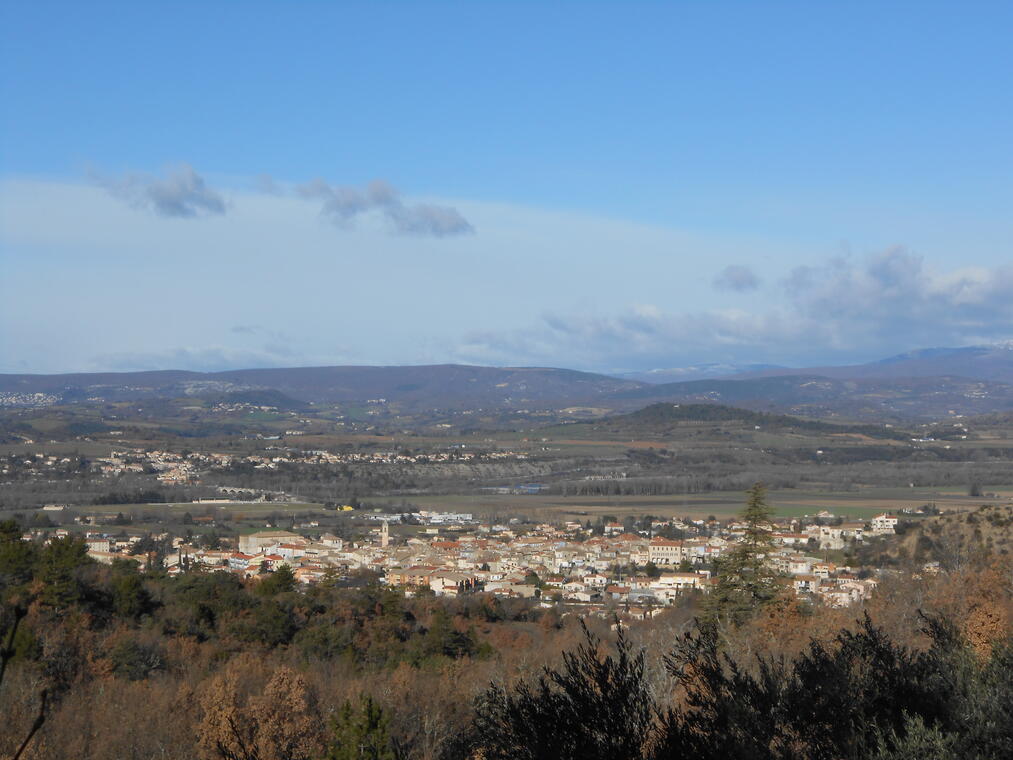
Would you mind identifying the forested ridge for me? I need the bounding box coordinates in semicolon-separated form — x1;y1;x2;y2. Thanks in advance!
577;402;912;440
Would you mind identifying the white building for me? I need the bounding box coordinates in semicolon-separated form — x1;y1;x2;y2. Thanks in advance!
870;514;899;535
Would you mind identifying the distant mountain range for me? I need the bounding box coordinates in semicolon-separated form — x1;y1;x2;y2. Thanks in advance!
3;345;1013;422
623;345;1013;384
736;345;1013;383
614;363;786;383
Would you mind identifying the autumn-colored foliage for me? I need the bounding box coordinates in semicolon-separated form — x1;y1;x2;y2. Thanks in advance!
197;659;323;760
2;515;1013;760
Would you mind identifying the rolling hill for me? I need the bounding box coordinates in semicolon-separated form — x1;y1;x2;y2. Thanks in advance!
4;347;1013;423
546;402;911;441
608;374;1013;422
0;364;642;411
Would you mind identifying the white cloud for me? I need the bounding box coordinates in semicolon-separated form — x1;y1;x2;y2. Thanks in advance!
457;248;1013;370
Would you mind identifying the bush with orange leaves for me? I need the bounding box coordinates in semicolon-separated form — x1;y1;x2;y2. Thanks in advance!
196;656;324;760
925;558;1013;658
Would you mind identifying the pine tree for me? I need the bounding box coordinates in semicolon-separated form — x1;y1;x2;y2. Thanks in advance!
256;563;296;596
324;695;395;760
704;482;780;625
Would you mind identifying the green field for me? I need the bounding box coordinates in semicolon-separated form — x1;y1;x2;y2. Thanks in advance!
39;501;330;522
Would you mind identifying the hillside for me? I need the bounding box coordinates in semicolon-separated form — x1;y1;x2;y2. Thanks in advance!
893;502;1013;566
546;402;910;442
5;354;1013;423
0;364;642;411
211;388;312;412
600;403;909;439
609;374;1013;422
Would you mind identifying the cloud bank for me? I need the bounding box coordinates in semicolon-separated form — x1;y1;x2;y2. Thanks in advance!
7;173;1009;374
296;178;474;237
94;164;226;218
457;248;1013;369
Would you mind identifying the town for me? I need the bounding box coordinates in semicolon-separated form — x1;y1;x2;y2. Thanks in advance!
21;501;902;617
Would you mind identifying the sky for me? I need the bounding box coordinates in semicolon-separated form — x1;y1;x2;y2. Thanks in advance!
2;1;1013;375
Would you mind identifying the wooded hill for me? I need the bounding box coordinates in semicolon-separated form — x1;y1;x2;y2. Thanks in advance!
546;402;911;441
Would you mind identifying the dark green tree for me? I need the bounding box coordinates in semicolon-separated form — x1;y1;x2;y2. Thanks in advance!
108;638;164;681
226;600;295;646
652;613;1007;760
324;694;395;760
416;607;478;661
473;621;656;760
112;569;154;620
256;564;296;596
35;535;91;609
0;520;36;594
704;482;780;625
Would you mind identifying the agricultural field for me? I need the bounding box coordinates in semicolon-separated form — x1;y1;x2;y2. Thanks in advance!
395;484;1013;522
4;398;1013;526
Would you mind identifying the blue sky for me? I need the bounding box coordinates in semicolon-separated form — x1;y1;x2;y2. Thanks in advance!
2;1;1012;374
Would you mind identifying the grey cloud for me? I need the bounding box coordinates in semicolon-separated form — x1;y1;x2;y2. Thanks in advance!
386;203;475;237
296;177;474;237
457;248;1013;370
95;164;226;218
781;247;1013;343
713;265;760;292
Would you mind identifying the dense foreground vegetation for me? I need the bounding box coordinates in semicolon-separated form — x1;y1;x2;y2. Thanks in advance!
2;515;1012;759
478;614;1013;760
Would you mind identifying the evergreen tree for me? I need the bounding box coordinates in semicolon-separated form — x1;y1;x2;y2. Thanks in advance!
256;564;296;596
0;519;36;593
36;535;91;609
473;621;655;760
112;570;154;620
324;694;395;760
704;482;780;625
